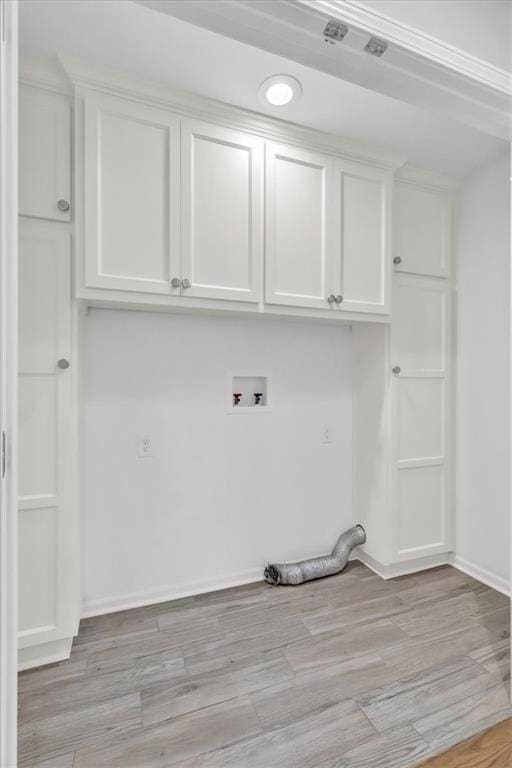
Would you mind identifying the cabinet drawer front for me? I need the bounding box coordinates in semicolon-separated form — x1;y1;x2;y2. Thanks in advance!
83;92;180;294
334;160;391;315
265;143;333;310
181;120;263;302
19;85;71;222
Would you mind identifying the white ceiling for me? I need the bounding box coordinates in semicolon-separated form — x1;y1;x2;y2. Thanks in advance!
19;0;508;180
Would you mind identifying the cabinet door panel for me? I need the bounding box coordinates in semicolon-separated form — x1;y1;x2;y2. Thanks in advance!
181;120;263;301
265;143;332;309
19;85;71;222
394;183;451;277
397;465;446;555
393;279;446;372
83;92;180;294
334;161;391;314
18;221;78;649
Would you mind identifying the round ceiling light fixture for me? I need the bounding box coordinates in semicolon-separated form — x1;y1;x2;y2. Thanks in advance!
259;74;302;107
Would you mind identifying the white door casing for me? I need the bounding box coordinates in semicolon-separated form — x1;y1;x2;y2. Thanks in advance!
0;0;18;762
18;219;78;651
181;119;263;302
265;142;333;310
19;84;71;223
83;90;180;294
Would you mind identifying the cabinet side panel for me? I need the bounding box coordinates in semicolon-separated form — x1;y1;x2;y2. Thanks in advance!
353;324;391;564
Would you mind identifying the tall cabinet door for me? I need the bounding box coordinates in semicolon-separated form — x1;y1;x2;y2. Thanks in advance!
333;159;391;314
391;274;452;560
18;220;79;656
265;143;333;310
83;91;180;294
19;85;71;222
181;120;263;302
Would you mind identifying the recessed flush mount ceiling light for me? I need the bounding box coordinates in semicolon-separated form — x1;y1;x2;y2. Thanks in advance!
259;75;302;107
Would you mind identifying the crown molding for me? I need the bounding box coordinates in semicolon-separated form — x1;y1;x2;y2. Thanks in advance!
395;164;460;195
302;0;511;96
59;55;407;171
19;56;72;96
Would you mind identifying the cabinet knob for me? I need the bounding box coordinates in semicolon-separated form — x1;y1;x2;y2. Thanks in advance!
57;199;70;213
392;366;401;374
393;256;402;265
327;294;336;304
170;277;181;288
335;294;344;304
57;358;70;370
181;278;192;289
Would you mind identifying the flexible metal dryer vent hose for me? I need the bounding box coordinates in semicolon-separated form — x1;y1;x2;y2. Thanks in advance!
264;524;366;586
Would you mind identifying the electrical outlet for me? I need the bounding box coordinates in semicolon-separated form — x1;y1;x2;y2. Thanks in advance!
137;434;152;458
321;426;333;445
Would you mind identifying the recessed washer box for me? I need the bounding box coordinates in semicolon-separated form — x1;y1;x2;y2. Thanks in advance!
227;371;271;414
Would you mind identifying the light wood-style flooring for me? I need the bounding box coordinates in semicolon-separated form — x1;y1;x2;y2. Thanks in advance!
418;717;512;767
18;563;511;768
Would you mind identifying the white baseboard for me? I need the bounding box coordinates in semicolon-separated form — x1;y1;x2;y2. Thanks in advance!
82;567;264;618
450;555;510;597
356;550;452;579
81;553;510;621
18;637;73;671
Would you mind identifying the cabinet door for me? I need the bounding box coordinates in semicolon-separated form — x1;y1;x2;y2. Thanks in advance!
333;159;391;314
391;274;452;561
83;92;180;294
181;120;263;302
394;183;451;277
19;85;71;222
265;143;333;310
18;220;79;652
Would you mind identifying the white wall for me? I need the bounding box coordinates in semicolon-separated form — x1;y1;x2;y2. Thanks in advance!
456;151;511;592
81;311;353;614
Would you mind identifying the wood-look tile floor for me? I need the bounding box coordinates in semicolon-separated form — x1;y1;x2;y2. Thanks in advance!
18;563;511;768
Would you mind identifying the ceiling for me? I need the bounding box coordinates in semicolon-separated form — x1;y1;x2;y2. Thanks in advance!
19;0;509;180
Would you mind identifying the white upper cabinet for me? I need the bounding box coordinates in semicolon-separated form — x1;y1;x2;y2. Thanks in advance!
333;160;391;314
181;120;263;302
83;91;180;294
265;143;333;310
19;84;71;222
394;183;452;277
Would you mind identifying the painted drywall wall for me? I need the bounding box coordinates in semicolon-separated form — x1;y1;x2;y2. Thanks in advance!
81;310;353;613
361;0;511;72
455;150;511;592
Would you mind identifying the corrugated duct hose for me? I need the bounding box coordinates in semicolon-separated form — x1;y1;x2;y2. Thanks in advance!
264;524;366;586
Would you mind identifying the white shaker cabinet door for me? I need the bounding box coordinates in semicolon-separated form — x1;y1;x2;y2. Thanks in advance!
394;183;451;278
181;120;263;302
18;220;78;653
19;84;71;222
391;274;452;560
333;160;391;314
83;91;180;294
265;143;333;310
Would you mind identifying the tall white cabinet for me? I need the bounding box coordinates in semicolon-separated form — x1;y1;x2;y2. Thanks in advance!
19;84;71;222
354;179;453;574
18;84;79;669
